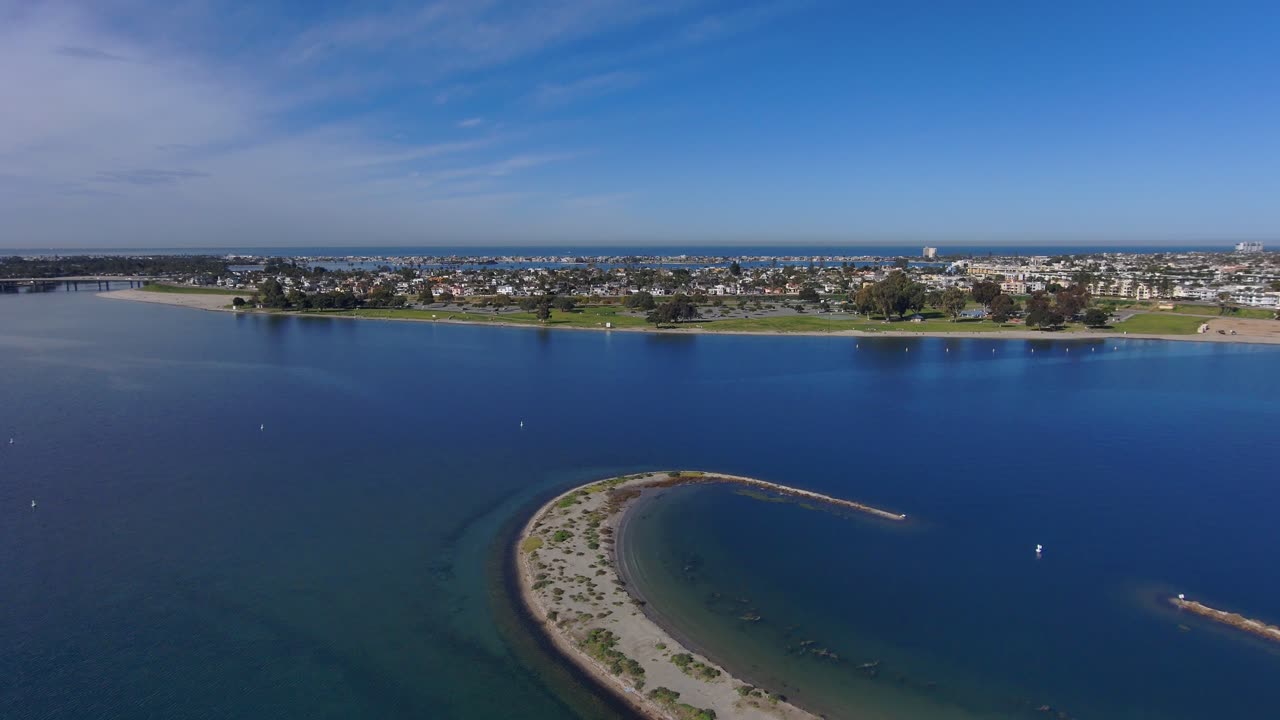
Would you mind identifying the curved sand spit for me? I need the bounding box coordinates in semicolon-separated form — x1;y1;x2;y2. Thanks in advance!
515;471;906;720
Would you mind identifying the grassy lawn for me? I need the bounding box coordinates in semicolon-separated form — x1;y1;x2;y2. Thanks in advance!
335;305;1029;334
501;305;651;328
326;304;650;328
1092;298;1149;311
281;302;1229;337
142;282;248;296
1107;313;1205;334
1172;303;1275;320
328;307;514;323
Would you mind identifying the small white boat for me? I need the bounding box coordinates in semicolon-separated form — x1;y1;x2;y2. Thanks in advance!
1035;544;1043;555
260;423;265;431
31;500;36;508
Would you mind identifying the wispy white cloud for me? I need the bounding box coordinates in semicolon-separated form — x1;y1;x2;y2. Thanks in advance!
56;45;130;62
94;168;210;186
0;1;790;246
677;1;801;44
433;84;473;105
285;0;695;77
563;191;634;210
533;71;643;107
0;4;585;245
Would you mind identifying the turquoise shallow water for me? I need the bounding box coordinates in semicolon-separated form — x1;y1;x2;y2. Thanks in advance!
2;289;1278;719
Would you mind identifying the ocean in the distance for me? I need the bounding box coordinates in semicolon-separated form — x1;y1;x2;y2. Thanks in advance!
0;243;1242;257
2;290;1278;719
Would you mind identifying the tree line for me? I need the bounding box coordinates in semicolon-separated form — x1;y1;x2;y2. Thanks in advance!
848;273;1106;328
0;255;230;279
253;278;405;310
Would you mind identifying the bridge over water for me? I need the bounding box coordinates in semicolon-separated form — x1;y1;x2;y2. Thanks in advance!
0;276;159;292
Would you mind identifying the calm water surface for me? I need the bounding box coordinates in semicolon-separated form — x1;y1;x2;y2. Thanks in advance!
2;290;1277;719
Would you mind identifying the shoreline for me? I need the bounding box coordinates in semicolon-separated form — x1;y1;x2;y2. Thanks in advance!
97;289;1280;345
514;471;907;720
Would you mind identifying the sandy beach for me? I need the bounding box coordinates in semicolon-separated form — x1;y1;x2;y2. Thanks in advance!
99;288;1280;345
515;472;906;720
98;289;238;312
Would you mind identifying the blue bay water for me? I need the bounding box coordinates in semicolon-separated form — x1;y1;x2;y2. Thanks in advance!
1;290;1278;719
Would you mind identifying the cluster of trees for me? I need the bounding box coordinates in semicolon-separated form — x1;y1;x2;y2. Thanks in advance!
254;278;400;310
511;294;579;321
851;271;926;320
646;294;700;325
1024;284;1096;329
968;280;1019;322
365;285;406;308
624;291;657;311
840;275;1104;330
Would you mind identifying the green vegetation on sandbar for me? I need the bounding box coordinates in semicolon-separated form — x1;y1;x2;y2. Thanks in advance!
585;476;629;493
671;652;722;681
1108;314;1205;334
647;687;717;720
519;536;543;553
141;283;247;296
556;492;584;509
581;628;646;689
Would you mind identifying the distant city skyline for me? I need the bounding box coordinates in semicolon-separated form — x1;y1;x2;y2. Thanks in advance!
3;1;1279;248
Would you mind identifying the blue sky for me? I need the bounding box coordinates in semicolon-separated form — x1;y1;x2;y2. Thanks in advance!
2;0;1278;247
